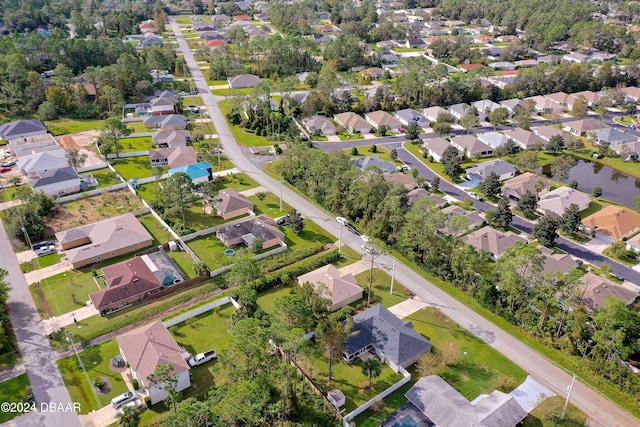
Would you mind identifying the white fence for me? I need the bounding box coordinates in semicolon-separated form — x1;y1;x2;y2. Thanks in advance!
181;213;256;242
163;296;239;328
254;242;288;260
140;198;180;240
107;151;149;159
77;163;109;173
54;182;128;203
342;366;412;425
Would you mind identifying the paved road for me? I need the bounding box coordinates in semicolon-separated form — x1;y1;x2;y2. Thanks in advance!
0;222;81;427
169;17;639;426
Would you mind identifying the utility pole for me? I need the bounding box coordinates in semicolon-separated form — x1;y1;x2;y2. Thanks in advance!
279;180;283;212
390;257;396;295
561;374;576;419
363;243;383;307
338;221;343;256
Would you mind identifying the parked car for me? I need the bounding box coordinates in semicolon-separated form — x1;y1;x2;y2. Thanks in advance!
188;349;217;367
467;192;483;201
0;167;10;173
34;245;56;256
1;161;16;167
628;124;637;130
276;216;288;226
32;241;54;251
336;217;349;226
111;391;136;409
118;399;142;414
361;235;371;242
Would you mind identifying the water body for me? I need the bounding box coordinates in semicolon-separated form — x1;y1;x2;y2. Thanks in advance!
541;160;640;210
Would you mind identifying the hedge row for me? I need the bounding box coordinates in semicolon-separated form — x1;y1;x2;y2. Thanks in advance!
250;249;341;292
257;243;325;274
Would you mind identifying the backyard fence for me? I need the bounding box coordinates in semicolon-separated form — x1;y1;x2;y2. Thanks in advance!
140;198;180;240
181;213;257;242
287;356;343;421
163;296;238;328
209;264;233;277
253;242;288;260
107;151;149;159
77;163;109;173
54;183;128;203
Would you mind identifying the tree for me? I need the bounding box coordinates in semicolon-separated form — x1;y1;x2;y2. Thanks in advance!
571;97;589;118
546;134;565;154
377;125;390;136
162;172;197;226
7;176;21;187
516;191;538;219
493;196;513;228
286;209;304;235
569;180;579;189
431;176;440;193
100;117;131;159
361;357;382;388
478;172;501;199
193;261;209;277
459;113;479;134
211;378;270;425
65;148;88;171
417;350;442;377
147;363;180;413
118;404;140;427
441;146;462;180
390;148;398;160
227;254;262;287
488;107;509;130
559;204;582;235
550;155;577;180
532;214;561;247
248;237;263;253
431;121;452;136
635;194;640;210
610;241;629;259
592;186;603;197
351;146;359;155
404;122;421;140
316;318;350;381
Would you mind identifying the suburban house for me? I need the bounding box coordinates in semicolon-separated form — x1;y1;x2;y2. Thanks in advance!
537;187;590;216
363;67;385;80
90;255;164;313
17;149;69;176
116;321;191;405
213;188;253;220
570;90;601;106
477;132;509;149
29;167;81;197
169;161;213;184
8;133;60;157
562;119;610;136
342;304;432;373
472;99;502;115
0;119;48;141
216;214;284;249
334;112;371;134
593;128;637;145
152;130;191;148
400;376;527;427
619;86;640;102
502;172;550;200
503;128;543;150
55;213;153;268
143;114;188;131
423;137;455;162
297;264;363;311
539;246;579;275
465;226;526;259
578;272;638;314
206;39;227;49
365;110;402;131
440;205;485;233
149;92;175;115
532;125;575;145
525;95;563;114
302;116;336;136
407;189;447;208
227;74;261;89
149;146;197;169
499;99;522;114
351;156;397;173
610;140;640;159
422;106;449;122
625;233;640;253
563;52;590;63
448;103;472;121
394;109;429;128
450;135;493;158
544;92;574;109
466;159;517;182
582;205;640;242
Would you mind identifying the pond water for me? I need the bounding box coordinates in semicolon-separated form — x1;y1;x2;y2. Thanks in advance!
541;160;640;210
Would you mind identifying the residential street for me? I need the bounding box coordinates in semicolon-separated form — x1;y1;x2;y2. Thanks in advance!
169;17;639;427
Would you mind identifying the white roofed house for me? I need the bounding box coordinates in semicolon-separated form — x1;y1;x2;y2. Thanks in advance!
448;103;472;121
537;187;590;216
334;112;371;134
544;92;574;109
477;131;509;149
29;167;81;197
365;110;403;131
423;138;455;162
297;265;363;311
423;106;449;122
525;95;564;114
227;74;261;89
472;99;502;116
503;127;544;150
466;159;517;182
394;109;429;128
17;149;69;177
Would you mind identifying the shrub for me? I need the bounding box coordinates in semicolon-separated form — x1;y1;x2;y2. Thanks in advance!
145;396;152;408
132;379;139;390
351;146;359;155
93;377;105;390
258;244;324;274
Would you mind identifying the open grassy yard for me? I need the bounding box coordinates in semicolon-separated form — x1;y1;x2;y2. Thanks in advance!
192;121;216;136
120;136;153;152
282;218;335;251
0;185;24;202
337;132;365;141
219;173;259;191
46;190;143;234
522;396;587;427
167;250;197;279
81;168;121;188
354;269;408;309
57;339;129;414
212;88;253;96
247;191;292;218
347;145;405;165
571;140;640;179
219;101;279;147
256;283;296;314
169;303;235;358
186;235;234;270
31;269;101;317
183;96;204;106
20;252;63;273
111;156;155;180
126;121;148;133
138;213;174;246
45;119;104;136
0;374;32;423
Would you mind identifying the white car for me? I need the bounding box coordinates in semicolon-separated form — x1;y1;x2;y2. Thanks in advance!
361;235;371;242
188;350;217;367
118;399;142;414
336;217;349;226
34;245;56;256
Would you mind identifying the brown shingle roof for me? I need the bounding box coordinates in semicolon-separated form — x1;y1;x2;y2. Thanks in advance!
214;188;253;216
578;272;638;313
465;226;526;258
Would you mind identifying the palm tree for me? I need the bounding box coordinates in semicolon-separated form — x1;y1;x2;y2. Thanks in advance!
7;176;21;187
361;357;382;388
118;404;140;427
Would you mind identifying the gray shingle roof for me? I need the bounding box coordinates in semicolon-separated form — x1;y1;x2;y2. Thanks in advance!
30;167;79;187
351;156;397;173
0;119;47;139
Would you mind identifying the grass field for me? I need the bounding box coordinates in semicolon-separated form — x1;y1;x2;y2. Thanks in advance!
186;235;235;270
57;339;129;414
522;396;587;426
218;101;279;147
218;173;259;191
31;269;101;317
167;250;197;279
120;136;153;152
126;121;148;133
111;156;156;180
45;119;104;136
169;303;235;358
81;168;121;188
337;132;365;141
354;269;408;309
138;213;174;246
247;191;291;218
20;252;63;273
0;185;24;202
0;374;32;423
347;145;405;165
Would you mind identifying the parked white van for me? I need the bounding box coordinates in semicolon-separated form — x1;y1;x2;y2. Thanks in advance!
111;391;136;408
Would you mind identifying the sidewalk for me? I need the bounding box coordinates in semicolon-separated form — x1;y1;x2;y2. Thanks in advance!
387;298;429;318
42;304;100;335
239;186;266;197
0;200;22;211
0;363;25;383
337;260;370;276
23;260;74;285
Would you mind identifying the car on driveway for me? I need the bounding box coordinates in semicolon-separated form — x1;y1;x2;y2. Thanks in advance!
276;216;288;226
34;245;56;256
188;349;217;367
1;161;16;167
0;167;10;173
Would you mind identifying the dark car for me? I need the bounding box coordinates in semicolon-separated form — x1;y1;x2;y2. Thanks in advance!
1;161;16;167
276;216;288;226
0;167;10;173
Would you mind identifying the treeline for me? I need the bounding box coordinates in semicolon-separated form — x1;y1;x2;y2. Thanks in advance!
279;143;640;402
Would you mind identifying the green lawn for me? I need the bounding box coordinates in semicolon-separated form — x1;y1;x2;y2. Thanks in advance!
81;168;121;188
0;374;32;423
602;247;638;266
134;182;158;204
20;252;63;273
256;283;296;314
403;142;459;184
337;132;365;141
120;136;153;152
1;185;27;201
613;116;637;126
282;218;335;250
580;200;604;218
247;191;292;218
169;303;235;358
186;235;234;270
347;146;404;165
219;100;283;147
45;119;104;136
183;96;204;106
111;156;156;180
126;121;148;133
138;213;174;246
354;269;408;309
522;396;587;427
57;339;129;414
167;250;198;279
219;173;259;191
212;88;253;96
31;270;102;317
571;140;640;179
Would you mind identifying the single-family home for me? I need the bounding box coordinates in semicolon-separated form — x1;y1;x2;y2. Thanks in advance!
29;167;81;197
440;205;485;233
407;189;447;208
538;246;578;275
570;91;601;106
302;116;336;136
213;188;253;220
227;74;261;89
8;133;60;157
448;103;471;121
625;233;640;253
472;99;502;115
380;51;399;64
140;36;163;48
488;61;516;71
593;128;637;145
578;272;638;314
382;172;417;190
17;149;69;177
351;156;397;173
55;213;153;268
610;140;640;159
466;159;517;181
169;161;213;184
450;135;493;158
152;130;190;148
0;119;48;141
206;39;227;49
532;125;574;144
423;137;455;162
363;67;385;80
525;95;564;114
394;109;429;128
334;112;371;134
422;106;449;122
458;63;486;72
503;128;544;150
563;52;590;63
582;205;640;242
500;98;522;115
116;321;191;405
342;304;432;373
297;264;363;311
477;131;509;149
149;146;197;169
544;92;574;109
405;38;426;49
563;119;610;136
400;376;527;427
149;94;175;116
194;22;215;31
502;172;550;200
537;54;558;65
143;114;188;131
537;187;590;217
365;110;402;131
465;226;526;259
514;59;539;68
619;86;640;101
216;214;284;249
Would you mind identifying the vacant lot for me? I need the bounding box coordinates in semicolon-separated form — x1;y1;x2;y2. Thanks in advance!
45;119;103;136
120;136;153;152
111;156;157;180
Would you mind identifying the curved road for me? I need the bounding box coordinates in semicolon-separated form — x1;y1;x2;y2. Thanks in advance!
169;18;638;427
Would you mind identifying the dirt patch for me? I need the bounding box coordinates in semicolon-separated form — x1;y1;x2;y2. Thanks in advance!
55;130;105;169
45;190;143;235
